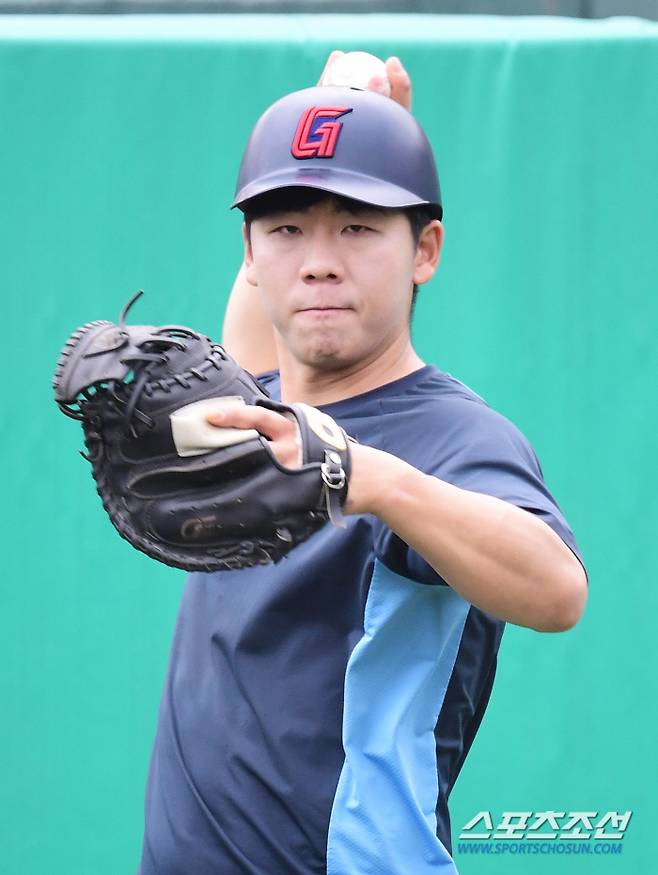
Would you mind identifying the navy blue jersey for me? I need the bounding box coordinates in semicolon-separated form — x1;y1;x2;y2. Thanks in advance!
138;364;585;875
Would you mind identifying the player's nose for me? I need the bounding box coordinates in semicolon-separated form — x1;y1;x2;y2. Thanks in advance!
299;229;344;283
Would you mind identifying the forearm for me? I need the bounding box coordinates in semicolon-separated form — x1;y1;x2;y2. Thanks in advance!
221;262;278;375
347;444;588;633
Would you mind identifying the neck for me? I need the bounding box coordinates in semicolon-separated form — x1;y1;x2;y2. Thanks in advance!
275;333;426;406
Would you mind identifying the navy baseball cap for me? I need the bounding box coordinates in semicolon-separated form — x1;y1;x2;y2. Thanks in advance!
231;86;442;220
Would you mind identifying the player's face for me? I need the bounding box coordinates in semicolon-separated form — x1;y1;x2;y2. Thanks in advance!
243;198;436;372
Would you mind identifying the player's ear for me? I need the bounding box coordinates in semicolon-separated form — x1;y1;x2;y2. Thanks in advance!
242;222;258;287
412;220;443;285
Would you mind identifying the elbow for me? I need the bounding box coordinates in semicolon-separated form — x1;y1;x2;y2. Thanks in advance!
536;559;589;633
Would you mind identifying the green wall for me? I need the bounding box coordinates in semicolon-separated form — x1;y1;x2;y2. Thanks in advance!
1;14;657;873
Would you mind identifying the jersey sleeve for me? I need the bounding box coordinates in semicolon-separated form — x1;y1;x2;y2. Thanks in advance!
373;401;588;588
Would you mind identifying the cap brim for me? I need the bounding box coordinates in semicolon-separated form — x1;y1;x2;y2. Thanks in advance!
231;167;441;218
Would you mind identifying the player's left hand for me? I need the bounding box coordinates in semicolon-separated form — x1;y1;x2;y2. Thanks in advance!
207;402;302;469
206;402;383;517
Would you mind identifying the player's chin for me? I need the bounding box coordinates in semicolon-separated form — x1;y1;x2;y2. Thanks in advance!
290;325;365;365
297;343;355;371
294;325;345;347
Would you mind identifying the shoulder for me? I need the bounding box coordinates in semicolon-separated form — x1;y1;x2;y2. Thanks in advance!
379;367;541;474
442;394;540;467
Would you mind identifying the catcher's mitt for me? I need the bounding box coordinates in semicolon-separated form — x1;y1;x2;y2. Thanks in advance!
53;291;355;572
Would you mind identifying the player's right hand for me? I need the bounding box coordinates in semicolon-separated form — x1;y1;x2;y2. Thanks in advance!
317;50;413;113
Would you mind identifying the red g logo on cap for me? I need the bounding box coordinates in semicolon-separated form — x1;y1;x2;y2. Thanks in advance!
291;106;353;159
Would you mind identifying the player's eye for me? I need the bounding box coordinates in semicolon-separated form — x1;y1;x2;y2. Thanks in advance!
271;225;300;235
344;224;372;234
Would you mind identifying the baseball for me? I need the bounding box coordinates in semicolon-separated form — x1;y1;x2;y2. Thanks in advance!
320;51;392;97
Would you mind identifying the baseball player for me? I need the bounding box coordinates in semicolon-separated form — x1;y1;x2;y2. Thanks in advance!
137;54;588;874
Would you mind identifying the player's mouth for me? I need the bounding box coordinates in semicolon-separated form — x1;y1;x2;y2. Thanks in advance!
298;305;352;313
298;308;352;319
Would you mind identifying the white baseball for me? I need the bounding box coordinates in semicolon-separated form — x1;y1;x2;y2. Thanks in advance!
320;51;391;98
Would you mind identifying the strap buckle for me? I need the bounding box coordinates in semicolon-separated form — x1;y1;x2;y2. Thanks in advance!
321;450;346;490
320;450;347;528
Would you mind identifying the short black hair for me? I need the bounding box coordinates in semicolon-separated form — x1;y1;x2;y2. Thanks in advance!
242;187;435;325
